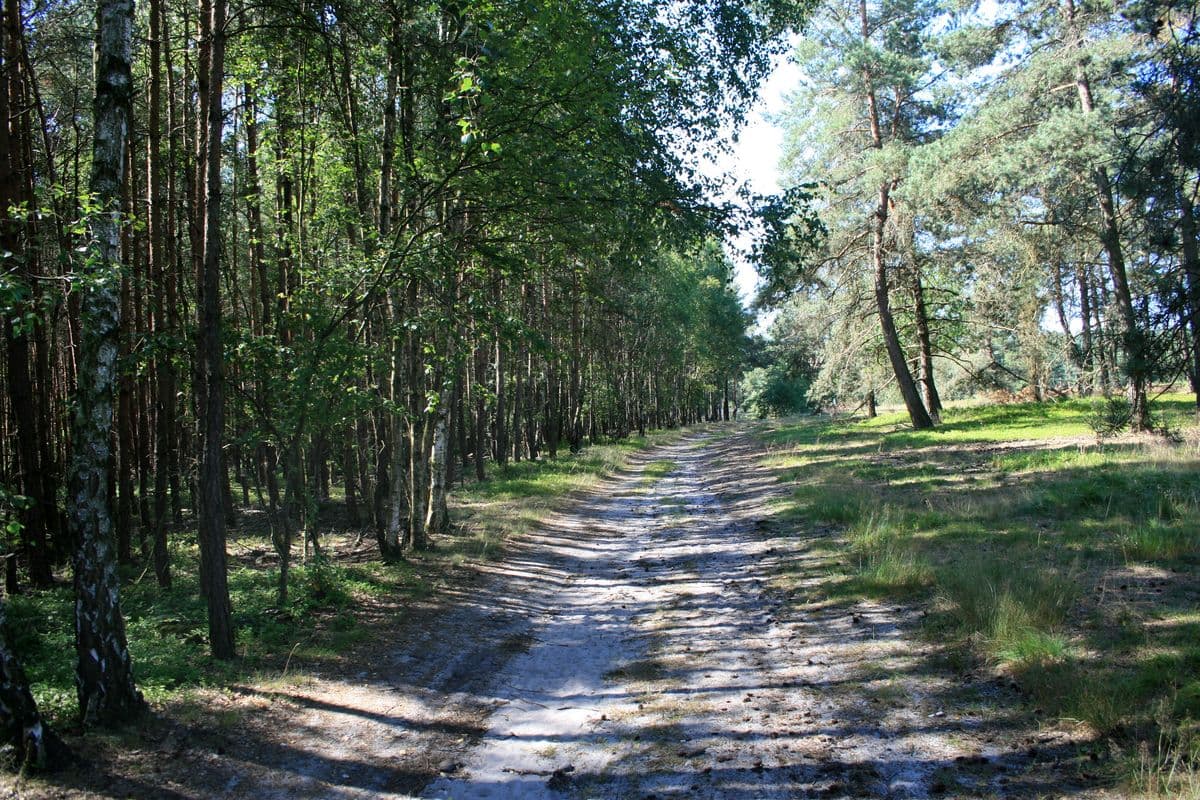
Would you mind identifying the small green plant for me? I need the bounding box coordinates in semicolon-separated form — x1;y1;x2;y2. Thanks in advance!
1131;703;1200;799
934;558;1091;706
1088;395;1134;439
935;557;1077;666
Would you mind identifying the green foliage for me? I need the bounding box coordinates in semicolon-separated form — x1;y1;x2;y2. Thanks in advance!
741;365;812;418
1089;395;1136;438
757;0;1200;418
3;535;434;726
762;395;1200;759
0;484;29;542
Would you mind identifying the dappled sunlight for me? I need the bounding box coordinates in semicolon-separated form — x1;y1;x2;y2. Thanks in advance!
417;429;1074;799
758;399;1200;771
15;419;1161;798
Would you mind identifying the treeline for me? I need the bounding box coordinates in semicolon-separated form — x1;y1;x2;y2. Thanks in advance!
0;0;801;766
755;0;1198;428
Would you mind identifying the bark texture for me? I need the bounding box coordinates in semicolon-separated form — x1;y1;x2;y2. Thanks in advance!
196;0;235;659
1065;0;1149;430
69;0;146;726
1179;193;1200;412
859;0;933;431
0;599;68;770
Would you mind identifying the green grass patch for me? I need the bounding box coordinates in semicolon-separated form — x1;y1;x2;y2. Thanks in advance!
451;429;682;559
758;393;1200;782
459;431;679;503
4;539;431;727
1120;520;1200;562
641;459;677;486
785;484;863;524
846;507;933;597
936;556;1077;667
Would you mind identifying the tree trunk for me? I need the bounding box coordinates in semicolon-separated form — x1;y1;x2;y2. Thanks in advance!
513;337;525;461
568;271;584;452
493;275;508;466
385;420;407;555
196;0;235;659
116;241;135;565
0;0;53;587
859;0;932;431
162;17;183;526
70;0;147;724
373;410;392;554
1179;192;1200;413
1091;161;1149;429
1088;267;1113;393
1052;262;1084;391
426;401;450;536
1066;0;1149;430
872;186;933;430
473;336;487;480
0;598;68;769
262;443;293;605
454;365;469;482
542;276;560;459
1074;264;1094;395
343;437;361;527
911;271;942;423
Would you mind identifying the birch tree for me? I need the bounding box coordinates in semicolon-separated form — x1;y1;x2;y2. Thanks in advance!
68;0;145;726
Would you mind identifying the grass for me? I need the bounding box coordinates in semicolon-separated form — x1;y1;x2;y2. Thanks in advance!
640;459;677;486
5;540;426;725
759;392;1200;790
447;431;680;561
7;428;681;731
846;507;933;597
935;556;1076;666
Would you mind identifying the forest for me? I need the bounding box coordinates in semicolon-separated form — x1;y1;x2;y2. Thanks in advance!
1;0;1198;795
747;0;1199;429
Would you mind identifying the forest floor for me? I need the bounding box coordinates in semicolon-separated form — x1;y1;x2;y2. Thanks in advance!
9;409;1179;799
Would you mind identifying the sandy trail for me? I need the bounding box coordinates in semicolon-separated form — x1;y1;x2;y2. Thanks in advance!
419;428;1042;799
0;425;1119;800
181;425;1098;799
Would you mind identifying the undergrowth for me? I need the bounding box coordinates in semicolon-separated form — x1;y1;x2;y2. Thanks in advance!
6;429;678;728
762;392;1200;792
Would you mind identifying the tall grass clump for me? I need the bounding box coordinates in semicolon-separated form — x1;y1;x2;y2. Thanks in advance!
1120;519;1200;563
793;485;864;524
936;556;1077;667
1131;703;1200;799
847;506;932;597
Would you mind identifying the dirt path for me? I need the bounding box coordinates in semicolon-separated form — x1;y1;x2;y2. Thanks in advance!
13;425;1103;799
413;426;1098;799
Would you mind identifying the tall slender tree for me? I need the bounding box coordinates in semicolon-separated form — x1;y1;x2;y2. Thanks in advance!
196;0;235;659
68;0;145;726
